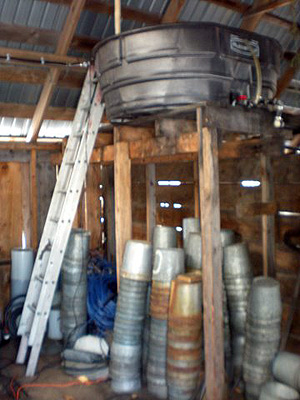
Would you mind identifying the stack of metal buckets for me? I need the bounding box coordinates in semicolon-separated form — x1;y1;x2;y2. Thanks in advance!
109;218;292;400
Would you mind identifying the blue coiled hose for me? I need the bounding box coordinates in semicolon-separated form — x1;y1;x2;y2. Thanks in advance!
87;257;117;337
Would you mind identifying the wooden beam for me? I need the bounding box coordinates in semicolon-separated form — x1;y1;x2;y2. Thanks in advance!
0;47;84;66
275;61;299;98
100;134;283;164
0;21;98;53
206;0;296;31
193;160;199;218
161;0;186;23
0;142;61;151
0;66;84;88
236;201;277;217
261;154;276;278
198;108;224;400
38;0;161;25
240;0;269;31
114;139;132;287
243;0;293;18
27;0;87;142
30;149;38;249
0;102;75;120
146;164;156;241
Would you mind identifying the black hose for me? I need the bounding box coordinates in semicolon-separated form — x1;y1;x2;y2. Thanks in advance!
4;295;26;338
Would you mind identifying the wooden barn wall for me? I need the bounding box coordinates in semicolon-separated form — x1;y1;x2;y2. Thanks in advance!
0;151;57;315
131;155;300;352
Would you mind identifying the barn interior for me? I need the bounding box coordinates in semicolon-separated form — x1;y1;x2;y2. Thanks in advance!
0;1;300;400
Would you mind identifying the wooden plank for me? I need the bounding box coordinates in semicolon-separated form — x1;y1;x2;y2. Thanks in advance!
0;102;75;121
30;149;38;249
38;0;161;25
114;140;132;286
85;164;102;249
0;141;61;151
243;0;293;18
101;134;283;164
261;154;276;277
27;0;87;143
193;160;199;218
0;163;24;257
161;0;186;23
207;0;296;31
0;66;84;88
146;164;156;241
198;108;225;400
236;201;277;217
275;59;299;98
0;47;84;65
0;21;98;54
240;0;272;31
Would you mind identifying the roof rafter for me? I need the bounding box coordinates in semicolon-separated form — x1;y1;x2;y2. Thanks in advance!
0;103;75;120
207;0;298;31
0;22;98;53
27;0;87;143
241;0;278;31
38;0;161;25
0;66;84;88
161;0;186;23
243;0;294;18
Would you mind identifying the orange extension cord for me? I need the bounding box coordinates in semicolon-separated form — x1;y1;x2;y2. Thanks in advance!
10;376;108;400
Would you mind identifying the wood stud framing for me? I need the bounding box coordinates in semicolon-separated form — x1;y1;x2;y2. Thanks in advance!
197;108;225;400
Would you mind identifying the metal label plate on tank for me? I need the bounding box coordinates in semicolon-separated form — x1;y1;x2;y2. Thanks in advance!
230;34;260;57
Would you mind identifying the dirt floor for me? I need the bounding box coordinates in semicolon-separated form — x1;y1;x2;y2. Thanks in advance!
0;339;243;400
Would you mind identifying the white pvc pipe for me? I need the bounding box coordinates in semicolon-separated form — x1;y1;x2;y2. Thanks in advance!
11;248;34;300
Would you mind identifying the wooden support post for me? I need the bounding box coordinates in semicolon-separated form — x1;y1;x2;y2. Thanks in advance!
197;108;225;400
260;154;276;277
146;164;156;241
193;159;199;218
30;149;38;249
114;140;132;287
114;0;121;35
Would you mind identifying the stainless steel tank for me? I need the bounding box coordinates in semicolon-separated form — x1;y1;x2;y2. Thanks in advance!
110;240;152;393
61;229;90;346
167;272;203;400
259;382;300;400
94;23;281;121
147;248;184;399
243;277;282;400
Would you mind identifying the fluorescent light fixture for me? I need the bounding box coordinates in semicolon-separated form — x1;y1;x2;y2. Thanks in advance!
240;180;261;188
160;202;170;208
173;203;182;209
176;226;183;232
158;180;181;186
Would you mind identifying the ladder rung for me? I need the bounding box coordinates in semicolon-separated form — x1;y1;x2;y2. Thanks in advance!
27;304;36;313
65;162;75;166
57;190;67;195
50;217;59;224
35;274;44;283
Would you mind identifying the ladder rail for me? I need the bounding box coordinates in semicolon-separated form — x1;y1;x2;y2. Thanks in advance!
17;68;96;338
25;87;104;377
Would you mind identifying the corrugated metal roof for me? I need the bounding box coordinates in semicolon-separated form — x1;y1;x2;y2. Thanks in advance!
0;0;299;138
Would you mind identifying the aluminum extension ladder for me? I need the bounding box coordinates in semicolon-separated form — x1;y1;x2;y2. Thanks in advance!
16;66;105;376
